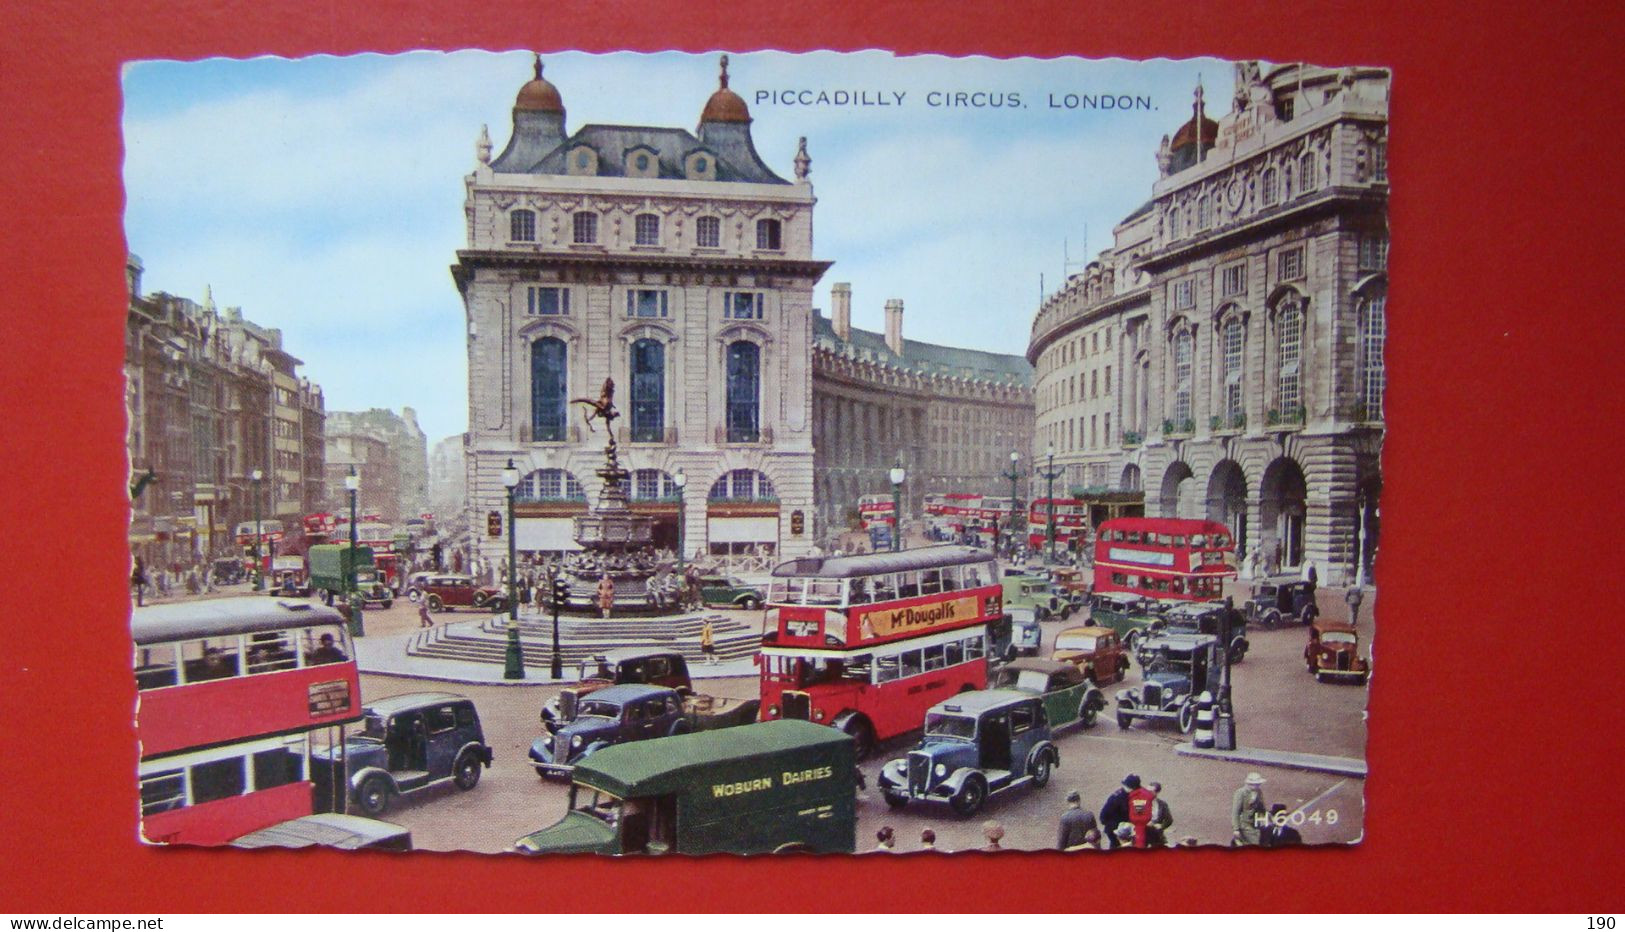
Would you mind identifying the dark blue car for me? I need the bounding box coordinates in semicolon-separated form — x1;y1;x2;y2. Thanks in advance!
529;683;689;778
877;690;1058;817
311;692;493;817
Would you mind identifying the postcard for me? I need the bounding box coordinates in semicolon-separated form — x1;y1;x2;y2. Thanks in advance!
123;49;1386;855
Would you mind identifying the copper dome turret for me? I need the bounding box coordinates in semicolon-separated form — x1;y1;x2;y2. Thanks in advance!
699;54;751;124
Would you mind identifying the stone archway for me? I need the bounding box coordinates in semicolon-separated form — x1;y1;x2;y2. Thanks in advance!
1206;459;1249;555
1260;456;1308;570
1120;463;1142;492
1158;461;1195;518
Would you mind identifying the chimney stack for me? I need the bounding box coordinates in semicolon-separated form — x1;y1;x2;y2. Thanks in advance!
831;282;852;341
884;298;904;355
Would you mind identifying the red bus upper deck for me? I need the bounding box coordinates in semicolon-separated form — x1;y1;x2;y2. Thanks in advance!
1092;517;1237;601
132;597;361;760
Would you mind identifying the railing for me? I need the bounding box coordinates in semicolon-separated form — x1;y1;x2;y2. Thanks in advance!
1162;418;1196;437
1210;412;1247;433
714;425;774;444
1351;402;1383;425
1266;406;1306;428
519;425;582;443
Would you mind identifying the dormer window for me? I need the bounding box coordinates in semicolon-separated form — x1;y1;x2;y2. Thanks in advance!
626;146;659;179
685;150;717;182
756;218;782;251
634;213;661;246
510;209;536;242
567;146;598;176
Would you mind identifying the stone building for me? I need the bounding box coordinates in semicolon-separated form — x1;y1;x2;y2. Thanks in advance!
125;256;326;567
1027;62;1388;585
323;408;429;522
323;426;397;522
426;434;467;524
812;283;1034;539
454;56;829;570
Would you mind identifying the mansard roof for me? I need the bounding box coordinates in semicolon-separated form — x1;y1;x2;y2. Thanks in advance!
525;123;789;184
813;312;1033;387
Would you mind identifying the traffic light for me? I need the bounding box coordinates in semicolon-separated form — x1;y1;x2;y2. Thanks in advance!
487;511;502;537
552;578;571;603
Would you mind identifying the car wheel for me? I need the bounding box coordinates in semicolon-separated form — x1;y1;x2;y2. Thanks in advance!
1124;631;1140;654
453;750;483;790
1079;699;1099;729
949;775;988;817
1117;657;1130;681
381;599;394;610
1029;750;1053;787
841;717;875;760
1178;700;1196;734
1059;604;1073;620
882;789;909;810
1230;642;1248;665
1116;699;1135;730
739;596;760;611
357;775;391;816
1262;609;1281;630
1315;671;1327;684
407;589;421;603
427;595;443;612
669;719;692;737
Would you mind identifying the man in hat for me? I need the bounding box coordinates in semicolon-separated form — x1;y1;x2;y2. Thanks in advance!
872;826;897;853
1100;774;1140;849
1112;823;1138;848
1232;772;1268;846
1058;789;1098;851
1260;803;1304;847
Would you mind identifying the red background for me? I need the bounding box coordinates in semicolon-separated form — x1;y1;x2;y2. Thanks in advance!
2;0;1621;913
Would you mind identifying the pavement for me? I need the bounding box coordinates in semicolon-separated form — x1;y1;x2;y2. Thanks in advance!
1174;743;1368;778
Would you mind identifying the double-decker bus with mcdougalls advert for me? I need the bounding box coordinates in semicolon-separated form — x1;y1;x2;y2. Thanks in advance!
758;545;1003;757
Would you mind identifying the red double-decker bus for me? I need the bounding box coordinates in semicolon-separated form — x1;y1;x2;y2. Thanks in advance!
758;545;1003;756
133;598;361;845
1092;517;1237;601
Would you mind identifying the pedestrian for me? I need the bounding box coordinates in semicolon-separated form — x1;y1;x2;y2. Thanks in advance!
1058;789;1099;851
596;573;615;619
1345;585;1364;625
1100;773;1140;849
1270;539;1283;575
1261;804;1304;847
873;826;896;853
1146;782;1174;847
131;557;148;607
700;618;717;665
1231;772;1267;846
1302;558;1318;591
981;820;1006;852
1111;823;1137;848
418;597;434;628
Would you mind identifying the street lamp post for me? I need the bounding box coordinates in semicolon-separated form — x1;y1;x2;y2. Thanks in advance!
502;459;525;680
888;458;907;553
1000;451;1023;557
251;469;264;590
673;467;688;579
344;467;363;637
1036;443;1063;565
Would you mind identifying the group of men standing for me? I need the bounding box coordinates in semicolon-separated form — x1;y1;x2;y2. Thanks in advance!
1058;775;1175;850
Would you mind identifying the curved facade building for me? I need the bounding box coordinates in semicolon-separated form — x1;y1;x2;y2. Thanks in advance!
1028;62;1389;585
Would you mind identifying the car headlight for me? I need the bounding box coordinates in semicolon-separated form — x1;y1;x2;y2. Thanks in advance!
768;705;780;717
813;709;825;721
934;764;947;777
571;735;583;748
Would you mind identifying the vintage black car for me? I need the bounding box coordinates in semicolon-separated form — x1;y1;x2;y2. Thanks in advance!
311;692;493;816
878;690;1059;817
211;558;246;586
1244;574;1319;628
1150;601;1249;664
1116;632;1220;733
529;683;757;778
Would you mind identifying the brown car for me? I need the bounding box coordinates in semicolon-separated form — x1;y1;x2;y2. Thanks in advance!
1305;620;1369;684
419;574;507;613
1051;625;1132;685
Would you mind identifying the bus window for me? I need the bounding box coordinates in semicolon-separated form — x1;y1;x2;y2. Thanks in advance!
252;742;305;790
785;578;807;603
842;655;874;682
898;572;920;599
923;644;947;671
875;655;902;683
1190;534;1207;547
940;566;961;591
182;638;240;683
900;649;924;678
945;640;964;666
963;564;983;588
303;628;349;665
1155;579;1170;592
1172;536;1186;547
873;574;897;601
768;580;791;603
850;576;872;604
1171;578;1186;594
246;631;297;674
135;644;178;690
806;579;844;606
920;569;942;595
190;756;246;805
140;770;186;816
964;634;985;661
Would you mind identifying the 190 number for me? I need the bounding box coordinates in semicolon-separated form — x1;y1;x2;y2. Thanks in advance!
1588;919;1614;930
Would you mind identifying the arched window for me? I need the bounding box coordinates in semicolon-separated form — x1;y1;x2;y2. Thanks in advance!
1275;297;1304;420
1298;151;1318;195
725;341;760;442
1358;292;1386;420
696;216;721;248
510;209;536;242
709;469;776;502
1261;168;1279;207
755;218;782;250
1172;331;1194;428
517;468;584;502
1221;317;1245;423
631;468;676;500
629;338;665;442
572;212;597;245
634;213;660;246
530;337;567;442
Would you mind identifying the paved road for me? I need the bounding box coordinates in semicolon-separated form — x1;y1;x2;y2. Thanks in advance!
354;609;1366;853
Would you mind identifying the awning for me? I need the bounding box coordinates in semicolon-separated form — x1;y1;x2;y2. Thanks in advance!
708;515;778;544
516;517;582;552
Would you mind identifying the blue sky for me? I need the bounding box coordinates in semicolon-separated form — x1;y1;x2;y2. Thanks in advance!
123;50;1223;445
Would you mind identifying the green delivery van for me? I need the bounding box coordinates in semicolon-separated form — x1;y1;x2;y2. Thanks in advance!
513;720;856;856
